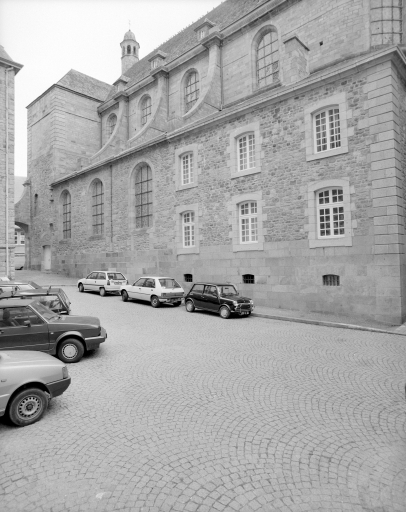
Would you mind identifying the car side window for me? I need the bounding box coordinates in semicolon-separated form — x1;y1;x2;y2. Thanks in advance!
97;273;106;280
1;306;44;327
134;278;146;286
144;279;155;288
38;296;62;311
204;285;218;296
191;284;204;294
87;272;97;279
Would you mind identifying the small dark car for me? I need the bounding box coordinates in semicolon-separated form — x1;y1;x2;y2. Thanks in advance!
0;299;107;363
0;287;71;315
184;283;254;319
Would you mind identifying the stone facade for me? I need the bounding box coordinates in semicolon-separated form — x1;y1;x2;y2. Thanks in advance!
0;46;22;278
16;0;406;325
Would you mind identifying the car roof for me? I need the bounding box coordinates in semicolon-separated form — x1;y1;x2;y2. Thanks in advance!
0;299;37;307
137;276;177;279
89;270;125;273
192;283;235;286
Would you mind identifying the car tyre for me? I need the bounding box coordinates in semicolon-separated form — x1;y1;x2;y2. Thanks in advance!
185;300;195;313
219;306;231;319
57;338;84;363
78;283;84;293
99;287;106;297
8;387;48;427
122;290;129;302
151;296;161;308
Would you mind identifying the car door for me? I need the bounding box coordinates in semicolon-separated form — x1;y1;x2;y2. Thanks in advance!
84;272;98;291
202;285;221;312
95;272;107;292
128;278;146;300
139;278;156;302
0;306;49;352
189;284;205;308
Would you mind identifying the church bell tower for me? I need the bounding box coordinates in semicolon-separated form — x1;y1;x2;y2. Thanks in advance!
120;29;139;75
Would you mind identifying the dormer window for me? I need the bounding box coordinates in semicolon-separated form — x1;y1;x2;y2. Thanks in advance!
198;28;207;40
149;50;168;71
152;60;159;69
194;18;215;42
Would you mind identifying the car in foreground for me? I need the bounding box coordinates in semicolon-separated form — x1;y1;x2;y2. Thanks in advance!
0;287;71;315
184;283;254;319
78;271;128;296
0;299;107;363
0;350;71;426
120;276;184;307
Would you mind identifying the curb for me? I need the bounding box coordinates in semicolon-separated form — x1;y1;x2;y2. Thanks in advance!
252;312;406;336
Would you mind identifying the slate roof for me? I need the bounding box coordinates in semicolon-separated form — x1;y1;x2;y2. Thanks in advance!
0;45;13;61
57;69;115;102
117;0;268;92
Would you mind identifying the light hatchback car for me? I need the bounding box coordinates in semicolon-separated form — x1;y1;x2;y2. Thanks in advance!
78;271;128;296
120;277;184;308
0;350;71;427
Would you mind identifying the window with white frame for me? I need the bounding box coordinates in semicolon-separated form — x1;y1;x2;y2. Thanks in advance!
141;96;152;125
240;201;258;243
238;134;255;171
185;72;199;112
317;188;345;238
183;212;195;247
314;108;341;153
181;153;194;185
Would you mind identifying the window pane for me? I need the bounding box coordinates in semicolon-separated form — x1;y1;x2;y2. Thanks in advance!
92;181;104;235
135;165;153;228
328;108;341;149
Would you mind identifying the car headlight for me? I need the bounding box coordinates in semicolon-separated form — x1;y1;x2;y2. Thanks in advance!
249;300;254;305
62;366;69;379
232;301;238;306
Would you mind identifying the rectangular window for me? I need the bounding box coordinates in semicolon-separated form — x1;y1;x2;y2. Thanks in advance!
240;201;258;243
182;154;193;185
238;134;255;171
315;108;341;153
318;188;344;238
183;212;195;247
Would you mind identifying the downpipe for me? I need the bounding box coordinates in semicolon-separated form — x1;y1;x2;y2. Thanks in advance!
5;67;14;278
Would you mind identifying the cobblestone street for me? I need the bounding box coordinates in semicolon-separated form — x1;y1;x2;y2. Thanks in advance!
1;285;405;512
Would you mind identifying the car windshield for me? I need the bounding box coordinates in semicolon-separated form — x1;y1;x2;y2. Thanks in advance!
58;289;71;306
30;300;59;321
219;285;238;296
159;279;181;288
18;284;35;290
107;273;125;280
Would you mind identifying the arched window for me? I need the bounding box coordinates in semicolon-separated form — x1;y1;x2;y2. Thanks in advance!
141;96;152;125
92;180;104;235
239;201;258;244
135;164;152;228
317;188;344;238
62;191;71;239
182;212;195;247
185;71;199;112
133;46;136;54
257;30;279;87
127;45;131;54
107;114;117;136
238;134;255;171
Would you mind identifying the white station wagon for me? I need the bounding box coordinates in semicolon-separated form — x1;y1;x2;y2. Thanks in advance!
78;271;128;296
120;276;184;308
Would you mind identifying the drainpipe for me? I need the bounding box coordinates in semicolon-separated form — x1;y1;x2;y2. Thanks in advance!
5;67;14;278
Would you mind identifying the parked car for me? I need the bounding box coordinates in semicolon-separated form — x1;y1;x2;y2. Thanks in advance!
78;271;128;296
120;276;184;307
0;282;36;293
0;299;107;363
0;350;71;427
0;287;71;315
184;283;254;319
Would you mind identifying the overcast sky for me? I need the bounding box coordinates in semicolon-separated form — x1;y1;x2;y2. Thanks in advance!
1;0;224;177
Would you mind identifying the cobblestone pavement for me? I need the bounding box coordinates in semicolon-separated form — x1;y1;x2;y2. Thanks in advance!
1;286;405;512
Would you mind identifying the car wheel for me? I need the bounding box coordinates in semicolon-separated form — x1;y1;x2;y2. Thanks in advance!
8;388;48;427
57;338;84;363
219;306;231;319
173;301;182;307
185;300;195;312
99;287;106;297
151;296;161;308
122;290;129;302
78;283;84;293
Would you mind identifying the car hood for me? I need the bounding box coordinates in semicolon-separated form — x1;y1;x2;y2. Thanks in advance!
48;315;100;328
220;295;252;303
0;350;64;366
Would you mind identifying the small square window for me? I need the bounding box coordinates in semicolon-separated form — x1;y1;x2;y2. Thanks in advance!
184;274;193;283
323;275;340;286
243;274;255;284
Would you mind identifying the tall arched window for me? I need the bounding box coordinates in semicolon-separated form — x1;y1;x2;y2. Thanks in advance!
185;71;199;112
127;45;131;54
141;96;152;125
107;114;117;136
135;164;152;228
62;191;71;239
92;180;104;235
257;30;279;87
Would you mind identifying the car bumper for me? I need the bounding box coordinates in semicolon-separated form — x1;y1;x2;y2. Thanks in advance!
160;297;184;303
47;376;71;398
233;304;254;315
84;327;107;350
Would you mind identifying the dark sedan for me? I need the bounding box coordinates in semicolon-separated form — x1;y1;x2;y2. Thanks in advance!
0;299;107;363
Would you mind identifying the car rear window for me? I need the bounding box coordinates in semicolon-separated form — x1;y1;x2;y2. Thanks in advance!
107;273;125;280
159;279;180;288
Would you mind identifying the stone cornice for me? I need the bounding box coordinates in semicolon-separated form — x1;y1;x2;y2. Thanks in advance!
0;56;23;74
50;46;405;187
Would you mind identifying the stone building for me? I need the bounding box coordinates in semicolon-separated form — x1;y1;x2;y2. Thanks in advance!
16;0;406;325
0;45;22;278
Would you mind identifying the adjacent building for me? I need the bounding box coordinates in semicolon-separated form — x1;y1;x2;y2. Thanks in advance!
0;45;23;278
16;0;406;325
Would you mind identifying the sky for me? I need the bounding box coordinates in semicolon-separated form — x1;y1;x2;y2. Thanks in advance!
1;0;224;177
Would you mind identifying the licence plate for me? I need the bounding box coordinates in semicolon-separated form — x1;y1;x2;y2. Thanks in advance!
113;281;122;285
241;312;249;315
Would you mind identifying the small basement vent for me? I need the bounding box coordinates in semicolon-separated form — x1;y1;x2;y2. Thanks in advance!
184;274;193;283
243;274;255;284
323;275;340;286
